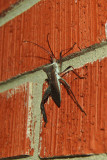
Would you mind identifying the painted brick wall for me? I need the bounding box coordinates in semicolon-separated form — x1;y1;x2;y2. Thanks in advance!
39;58;107;158
0;0;19;14
0;0;106;82
0;0;107;159
0;83;34;158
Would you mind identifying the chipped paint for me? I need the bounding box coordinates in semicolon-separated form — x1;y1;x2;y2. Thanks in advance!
7;89;15;98
26;82;35;152
0;82;35;158
6;83;28;99
0;44;106;160
27;82;33;138
0;0;106;159
0;0;106;82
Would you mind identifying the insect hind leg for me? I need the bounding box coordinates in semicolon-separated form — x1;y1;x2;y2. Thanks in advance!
60;65;85;79
40;86;51;124
60;78;86;115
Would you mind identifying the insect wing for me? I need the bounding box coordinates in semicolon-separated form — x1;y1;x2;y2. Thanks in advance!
43;65;61;107
50;69;61;107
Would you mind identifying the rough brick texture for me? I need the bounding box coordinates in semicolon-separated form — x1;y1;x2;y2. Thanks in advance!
0;83;34;158
0;0;107;158
39;58;107;158
0;0;18;14
0;0;106;82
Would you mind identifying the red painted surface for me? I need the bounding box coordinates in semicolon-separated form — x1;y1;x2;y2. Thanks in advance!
0;0;18;14
0;0;107;82
0;83;34;158
0;0;107;158
39;58;107;158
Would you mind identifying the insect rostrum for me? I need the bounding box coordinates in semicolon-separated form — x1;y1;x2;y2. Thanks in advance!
24;34;86;125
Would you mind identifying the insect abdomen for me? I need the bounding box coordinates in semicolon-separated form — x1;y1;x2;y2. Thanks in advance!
43;64;61;107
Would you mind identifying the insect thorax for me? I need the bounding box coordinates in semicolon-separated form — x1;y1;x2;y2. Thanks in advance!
43;62;60;80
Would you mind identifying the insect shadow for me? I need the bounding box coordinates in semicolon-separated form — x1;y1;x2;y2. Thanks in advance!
24;34;86;125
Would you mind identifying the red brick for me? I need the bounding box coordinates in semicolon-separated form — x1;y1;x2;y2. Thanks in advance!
39;57;107;158
0;82;34;158
0;0;107;82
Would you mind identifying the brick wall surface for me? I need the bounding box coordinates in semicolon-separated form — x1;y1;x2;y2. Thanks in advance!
0;83;34;158
0;0;106;82
0;0;19;14
0;0;107;159
39;58;107;158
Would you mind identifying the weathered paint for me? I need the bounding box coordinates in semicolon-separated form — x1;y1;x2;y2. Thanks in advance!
0;0;107;159
0;45;106;160
0;82;34;158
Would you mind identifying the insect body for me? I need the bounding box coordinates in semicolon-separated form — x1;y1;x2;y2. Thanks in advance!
24;34;86;124
43;61;61;106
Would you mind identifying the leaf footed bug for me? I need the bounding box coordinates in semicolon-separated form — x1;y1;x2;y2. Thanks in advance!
24;34;86;125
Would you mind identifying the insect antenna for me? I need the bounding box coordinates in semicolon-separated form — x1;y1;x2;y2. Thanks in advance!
33;56;51;61
47;33;56;59
23;40;54;62
59;42;76;59
23;55;51;61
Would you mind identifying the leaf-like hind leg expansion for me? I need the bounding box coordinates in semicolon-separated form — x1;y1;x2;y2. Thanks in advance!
61;65;85;79
41;86;51;124
60;78;86;115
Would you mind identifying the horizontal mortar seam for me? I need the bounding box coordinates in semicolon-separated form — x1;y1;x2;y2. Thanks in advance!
0;40;106;86
0;0;41;26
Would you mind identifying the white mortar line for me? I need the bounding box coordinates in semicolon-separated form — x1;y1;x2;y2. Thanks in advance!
62;42;107;71
0;44;106;160
0;0;41;26
0;42;107;92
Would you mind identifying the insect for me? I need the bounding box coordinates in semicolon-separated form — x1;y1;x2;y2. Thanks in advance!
24;34;86;124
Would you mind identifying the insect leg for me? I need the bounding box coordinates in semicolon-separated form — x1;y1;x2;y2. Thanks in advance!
59;43;76;59
60;66;73;74
47;33;55;59
61;65;85;79
59;43;76;72
41;86;51;124
60;78;86;115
